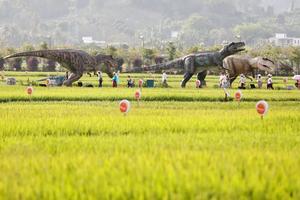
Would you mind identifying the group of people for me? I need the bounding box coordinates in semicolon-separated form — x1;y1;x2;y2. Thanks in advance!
257;74;274;90
245;74;274;90
98;71;168;88
100;71;276;89
97;71;121;88
66;70;299;90
219;73;274;90
96;70;120;88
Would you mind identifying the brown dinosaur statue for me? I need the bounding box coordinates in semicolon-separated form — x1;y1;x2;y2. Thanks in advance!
3;49;118;86
223;55;275;84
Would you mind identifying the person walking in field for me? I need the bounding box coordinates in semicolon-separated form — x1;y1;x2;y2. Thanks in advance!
257;74;263;89
219;72;228;88
65;71;69;79
238;74;246;89
116;70;120;84
267;74;274;90
127;75;134;88
112;72;118;88
162;71;168;87
97;71;103;87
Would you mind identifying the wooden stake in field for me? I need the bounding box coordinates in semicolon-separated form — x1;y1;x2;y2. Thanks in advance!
27;86;33;102
119;100;131;116
256;100;269;120
135;89;142;107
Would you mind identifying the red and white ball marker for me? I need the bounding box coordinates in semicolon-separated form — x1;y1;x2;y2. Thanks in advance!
27;86;33;95
119;100;131;114
256;100;269;118
235;90;242;102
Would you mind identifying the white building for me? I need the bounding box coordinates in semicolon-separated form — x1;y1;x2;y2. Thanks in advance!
82;36;106;47
269;33;300;47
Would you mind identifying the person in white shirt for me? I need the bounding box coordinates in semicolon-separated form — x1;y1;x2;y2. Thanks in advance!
162;71;168;87
239;74;246;89
257;74;263;89
267;74;274;90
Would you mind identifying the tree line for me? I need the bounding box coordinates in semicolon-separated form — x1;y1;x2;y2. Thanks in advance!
0;0;299;47
0;42;299;76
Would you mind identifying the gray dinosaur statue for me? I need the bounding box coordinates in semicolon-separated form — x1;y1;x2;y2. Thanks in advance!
3;49;118;86
126;42;245;87
223;55;275;84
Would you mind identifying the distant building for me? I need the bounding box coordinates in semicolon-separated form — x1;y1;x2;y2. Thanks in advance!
82;36;128;49
82;36;106;47
82;37;94;44
269;33;300;47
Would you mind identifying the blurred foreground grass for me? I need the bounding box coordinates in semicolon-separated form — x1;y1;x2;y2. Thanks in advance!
0;101;299;199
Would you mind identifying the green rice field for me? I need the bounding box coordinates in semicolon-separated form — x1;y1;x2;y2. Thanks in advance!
0;72;299;199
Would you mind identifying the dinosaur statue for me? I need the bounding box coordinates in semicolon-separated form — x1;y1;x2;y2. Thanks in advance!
223;55;275;84
126;42;245;87
3;49;118;86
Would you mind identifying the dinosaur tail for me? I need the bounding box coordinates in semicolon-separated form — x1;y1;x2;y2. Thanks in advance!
4;50;52;60
126;58;183;73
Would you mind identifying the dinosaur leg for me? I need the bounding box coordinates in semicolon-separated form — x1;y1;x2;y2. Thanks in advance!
63;73;83;87
181;56;195;88
197;70;208;86
181;72;193;88
230;76;238;85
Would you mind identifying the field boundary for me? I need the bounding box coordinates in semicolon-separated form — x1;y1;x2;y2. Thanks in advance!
0;96;299;103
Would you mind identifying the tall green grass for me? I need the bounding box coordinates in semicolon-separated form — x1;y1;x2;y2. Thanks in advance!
0;72;299;199
0;101;300;199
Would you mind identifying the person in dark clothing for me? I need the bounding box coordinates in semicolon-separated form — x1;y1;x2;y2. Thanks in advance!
127;75;133;88
97;71;103;87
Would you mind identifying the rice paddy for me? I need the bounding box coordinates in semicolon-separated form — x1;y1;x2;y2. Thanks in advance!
0;72;299;199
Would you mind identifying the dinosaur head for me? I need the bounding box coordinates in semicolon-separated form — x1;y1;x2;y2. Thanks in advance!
220;42;245;57
257;57;275;73
95;54;118;78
